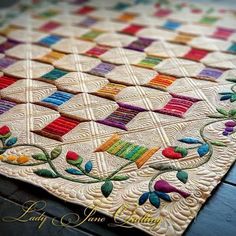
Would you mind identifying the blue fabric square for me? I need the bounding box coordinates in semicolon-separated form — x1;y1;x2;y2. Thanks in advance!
163;20;181;30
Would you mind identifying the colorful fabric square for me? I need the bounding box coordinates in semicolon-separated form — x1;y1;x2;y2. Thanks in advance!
34;116;80;141
94;82;126;99
95;134;159;168
212;27;234;40
85;45;109;57
78;17;98;27
0;99;16;115
0;75;17;90
183;48;209;61
80;30;104;41
154;9;172;17
227;43;236;54
0;39;19;53
113;2;131;11
117;12;137;22
199;16;218;25
147;74;176;91
41;91;74;107
172;33;195;44
163;20;181;30
36;10;59;19
197;67;223;81
155;93;202;118
38;35;62;46
137;56;162;69
97;103;146;130
39;21;61;32
38;51;65;64
121;24;144;35
125;38;155;52
89;62;115;77
41;68;68;81
0;57;17;70
75;6;95;14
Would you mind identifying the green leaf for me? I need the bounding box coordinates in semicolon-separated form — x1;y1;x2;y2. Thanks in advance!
67;156;83;166
207;114;225;119
226;78;236;83
101;180;113;198
32;153;47;161
216;108;228;116
149;192;160;209
50;146;62;159
110;175;129;181
230;94;236;102
0;132;11;140
5;137;17;146
34;169;58;178
174;146;188;157
229;109;236;117
0;149;6;155
176;170;188;184
210;140;227;147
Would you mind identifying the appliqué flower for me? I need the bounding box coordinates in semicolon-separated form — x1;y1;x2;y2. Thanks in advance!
162;146;188;159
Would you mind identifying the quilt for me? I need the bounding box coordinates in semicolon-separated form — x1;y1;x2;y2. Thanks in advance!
0;0;236;235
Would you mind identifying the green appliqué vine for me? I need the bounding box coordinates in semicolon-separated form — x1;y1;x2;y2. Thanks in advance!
0;107;235;208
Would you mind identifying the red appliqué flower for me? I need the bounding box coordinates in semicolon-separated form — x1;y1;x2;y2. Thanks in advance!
0;126;10;136
66;151;79;161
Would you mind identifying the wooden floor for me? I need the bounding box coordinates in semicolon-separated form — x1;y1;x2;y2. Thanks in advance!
0;163;236;236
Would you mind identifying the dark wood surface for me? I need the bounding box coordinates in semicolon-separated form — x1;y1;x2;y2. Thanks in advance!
1;163;236;236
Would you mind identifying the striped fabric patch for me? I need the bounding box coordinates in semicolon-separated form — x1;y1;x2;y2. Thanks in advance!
41;91;74;108
0;39;19;53
121;24;144;35
34;116;80;141
41;68;68;81
227;43;236;54
95;134;159;168
197;67;223;81
137;56;162;69
38;51;65;64
0;99;16;115
97;103;146;130
163;20;181;30
80;30;104;41
0;57;17;70
125;38;155;52
75;6;95;15
183;48;209;61
78;17;98;27
171;33;195;44
146;74;176;91
155;93;202;118
39;21;61;32
212;27;234;40
89;62;115;77
94;82;126;99
38;35;62;47
85;45;109;57
117;12;137;22
0;75;17;90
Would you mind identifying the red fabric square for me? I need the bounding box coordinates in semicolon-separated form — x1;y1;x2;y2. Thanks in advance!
121;24;144;35
39;21;61;32
212;27;234;40
0;75;17;90
154;9;172;17
85;46;109;57
183;48;209;61
76;6;95;15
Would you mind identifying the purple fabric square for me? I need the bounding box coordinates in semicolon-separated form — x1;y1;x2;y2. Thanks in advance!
125;38;155;52
89;62;115;77
0;39;19;53
0;99;16;115
0;57;17;70
198;68;223;79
